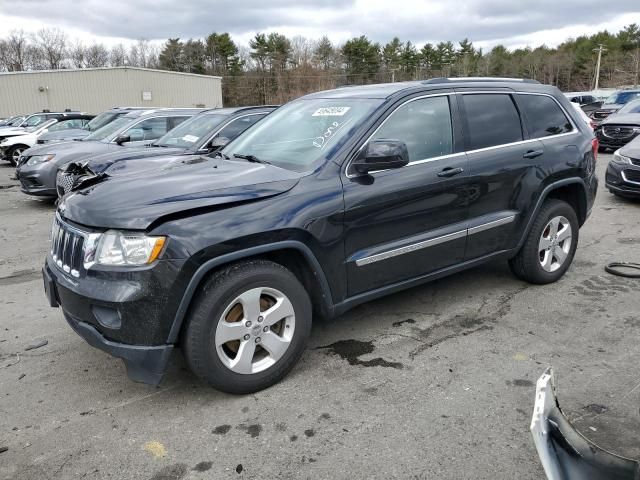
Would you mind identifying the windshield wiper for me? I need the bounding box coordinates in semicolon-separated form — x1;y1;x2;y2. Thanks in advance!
233;153;272;165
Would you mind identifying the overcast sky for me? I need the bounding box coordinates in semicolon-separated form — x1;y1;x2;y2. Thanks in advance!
1;0;638;50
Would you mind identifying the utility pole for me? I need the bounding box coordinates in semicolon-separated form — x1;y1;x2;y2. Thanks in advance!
593;44;607;90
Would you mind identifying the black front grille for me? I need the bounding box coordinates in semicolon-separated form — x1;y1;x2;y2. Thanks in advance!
51;216;86;277
603;125;636;139
631;158;640;167
623;169;640;184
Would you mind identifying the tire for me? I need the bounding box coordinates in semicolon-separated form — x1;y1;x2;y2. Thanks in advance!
509;199;579;284
7;145;26;167
182;260;312;394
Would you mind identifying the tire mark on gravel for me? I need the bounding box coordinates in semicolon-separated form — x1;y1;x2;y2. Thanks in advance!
0;269;41;286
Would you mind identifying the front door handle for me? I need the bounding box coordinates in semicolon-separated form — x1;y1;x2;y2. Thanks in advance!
437;167;464;178
523;149;544;159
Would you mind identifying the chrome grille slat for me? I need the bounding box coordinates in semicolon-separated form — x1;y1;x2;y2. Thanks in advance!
50;215;87;278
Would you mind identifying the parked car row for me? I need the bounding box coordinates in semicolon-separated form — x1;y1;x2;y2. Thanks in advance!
0;110;94;165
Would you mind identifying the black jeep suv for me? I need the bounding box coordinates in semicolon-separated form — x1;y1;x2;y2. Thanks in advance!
43;78;598;393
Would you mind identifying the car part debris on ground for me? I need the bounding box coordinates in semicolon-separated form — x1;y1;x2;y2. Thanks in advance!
531;368;640;479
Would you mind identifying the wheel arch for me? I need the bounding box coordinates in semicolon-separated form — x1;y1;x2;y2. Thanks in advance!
166;241;334;344
516;178;588;252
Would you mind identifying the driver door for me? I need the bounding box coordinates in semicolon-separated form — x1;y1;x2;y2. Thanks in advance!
342;93;469;296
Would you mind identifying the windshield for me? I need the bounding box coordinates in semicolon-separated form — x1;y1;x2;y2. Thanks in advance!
86;112;119;132
23;115;49;127
222;98;382;171
605;91;640;105
83;116;134;142
617;99;640;114
156;113;227;149
26;119;56;133
9;117;24;126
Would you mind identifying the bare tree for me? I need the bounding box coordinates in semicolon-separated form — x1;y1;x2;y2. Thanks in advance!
85;44;109;67
33;28;67;69
4;30;29;71
110;43;126;66
69;41;86;68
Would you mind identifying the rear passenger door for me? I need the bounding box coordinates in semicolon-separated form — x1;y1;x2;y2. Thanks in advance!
343;93;469;296
458;92;545;260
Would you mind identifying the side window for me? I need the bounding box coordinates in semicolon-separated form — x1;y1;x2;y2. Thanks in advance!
126;117;168;141
516;94;573;138
168;116;190;130
215;115;266;142
370;96;453;162
462;94;523;150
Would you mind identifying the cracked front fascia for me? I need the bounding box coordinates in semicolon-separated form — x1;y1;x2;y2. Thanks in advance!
530;367;640;479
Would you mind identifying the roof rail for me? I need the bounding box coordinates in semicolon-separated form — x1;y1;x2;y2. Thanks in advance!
424;77;540;84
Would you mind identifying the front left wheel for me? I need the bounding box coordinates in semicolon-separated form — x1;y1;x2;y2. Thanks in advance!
182;260;312;394
7;145;26;166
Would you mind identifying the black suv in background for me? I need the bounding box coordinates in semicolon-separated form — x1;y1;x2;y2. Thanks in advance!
55;106;277;197
44;79;598;393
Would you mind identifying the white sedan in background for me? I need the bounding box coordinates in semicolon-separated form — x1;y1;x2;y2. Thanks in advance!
0;117;91;165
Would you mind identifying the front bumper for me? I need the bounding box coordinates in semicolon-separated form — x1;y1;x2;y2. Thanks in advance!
43;255;185;385
605;161;640;197
15;162;58;197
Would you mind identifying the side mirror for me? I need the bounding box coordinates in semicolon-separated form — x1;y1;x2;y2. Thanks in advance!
208;136;230;151
352;139;410;174
114;134;130;145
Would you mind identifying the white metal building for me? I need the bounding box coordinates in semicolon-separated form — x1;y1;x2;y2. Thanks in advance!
0;67;223;117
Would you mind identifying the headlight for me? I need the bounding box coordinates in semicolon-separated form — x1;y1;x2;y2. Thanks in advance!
26;154;55;166
612;150;631;165
84;230;166;268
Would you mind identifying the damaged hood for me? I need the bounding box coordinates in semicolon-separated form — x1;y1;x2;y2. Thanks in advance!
82;146;187;174
60;157;302;230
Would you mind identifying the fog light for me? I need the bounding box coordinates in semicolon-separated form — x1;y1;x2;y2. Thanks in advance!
92;305;121;329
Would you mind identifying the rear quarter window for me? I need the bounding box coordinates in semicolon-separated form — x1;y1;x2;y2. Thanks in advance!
516;94;573;138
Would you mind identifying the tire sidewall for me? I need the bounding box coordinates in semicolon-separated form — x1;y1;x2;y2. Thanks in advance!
187;263;311;393
527;201;579;282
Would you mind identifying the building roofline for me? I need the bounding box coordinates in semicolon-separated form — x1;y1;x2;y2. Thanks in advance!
0;66;222;80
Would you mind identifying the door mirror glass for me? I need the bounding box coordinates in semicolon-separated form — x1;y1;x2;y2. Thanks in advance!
353;139;409;174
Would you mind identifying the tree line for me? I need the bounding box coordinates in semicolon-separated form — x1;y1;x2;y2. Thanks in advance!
1;25;639;107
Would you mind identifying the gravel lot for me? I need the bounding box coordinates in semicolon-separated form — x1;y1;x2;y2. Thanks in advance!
1;154;639;479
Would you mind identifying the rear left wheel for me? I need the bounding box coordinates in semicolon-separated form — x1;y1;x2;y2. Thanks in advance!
182;260;312;394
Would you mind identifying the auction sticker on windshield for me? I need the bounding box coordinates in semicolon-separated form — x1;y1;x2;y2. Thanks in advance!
181;135;199;143
312;107;351;117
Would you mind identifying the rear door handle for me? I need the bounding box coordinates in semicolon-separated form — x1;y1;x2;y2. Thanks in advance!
437;167;464;178
523;149;544;159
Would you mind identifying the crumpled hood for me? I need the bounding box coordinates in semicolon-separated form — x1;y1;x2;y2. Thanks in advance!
60;157;302;230
602;113;640;125
84;146;186;174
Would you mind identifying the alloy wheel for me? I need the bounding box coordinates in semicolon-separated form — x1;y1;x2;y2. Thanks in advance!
214;287;295;374
538;216;572;273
